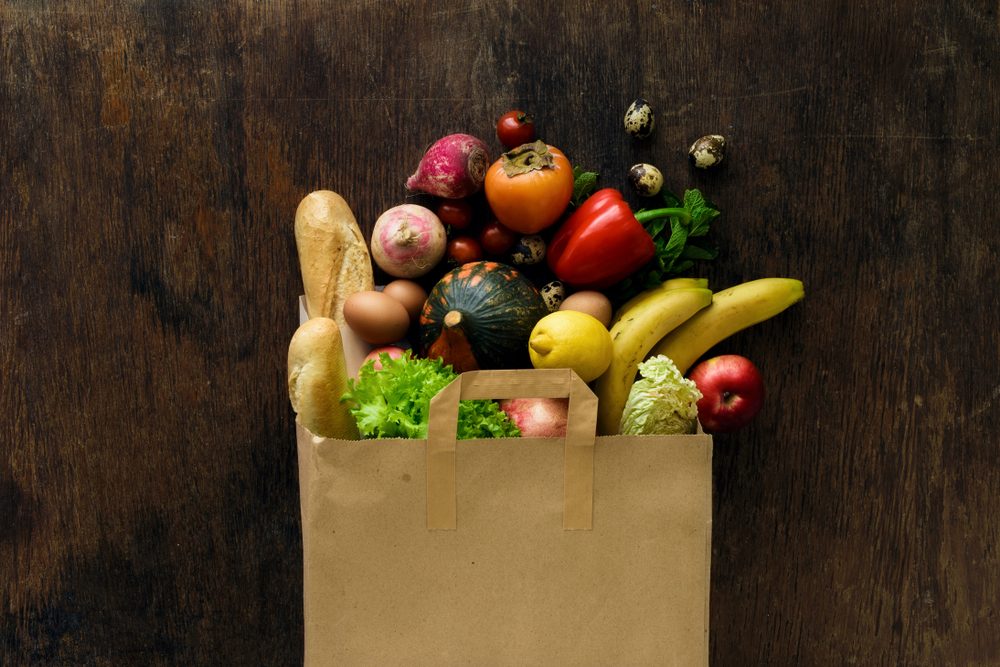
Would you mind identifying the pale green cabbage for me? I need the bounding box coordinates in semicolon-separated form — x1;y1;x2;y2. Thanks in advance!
619;355;702;435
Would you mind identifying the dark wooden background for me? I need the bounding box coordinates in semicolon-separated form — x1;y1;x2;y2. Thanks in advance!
2;1;998;665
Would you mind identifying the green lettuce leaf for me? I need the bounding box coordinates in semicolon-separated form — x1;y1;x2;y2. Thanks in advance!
619;355;702;435
342;352;520;440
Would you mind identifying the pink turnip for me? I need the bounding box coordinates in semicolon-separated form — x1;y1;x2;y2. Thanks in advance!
370;204;447;278
499;398;569;437
405;133;490;199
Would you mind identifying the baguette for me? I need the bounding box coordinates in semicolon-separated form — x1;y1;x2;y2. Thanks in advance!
287;317;359;439
294;190;374;327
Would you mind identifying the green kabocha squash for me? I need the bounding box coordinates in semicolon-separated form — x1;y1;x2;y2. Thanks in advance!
420;261;549;371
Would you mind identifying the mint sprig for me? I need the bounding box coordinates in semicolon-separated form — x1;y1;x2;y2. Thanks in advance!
608;188;720;304
570;166;599;208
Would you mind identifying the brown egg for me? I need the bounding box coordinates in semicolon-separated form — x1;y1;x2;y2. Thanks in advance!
342;290;410;344
559;290;613;328
382;279;428;324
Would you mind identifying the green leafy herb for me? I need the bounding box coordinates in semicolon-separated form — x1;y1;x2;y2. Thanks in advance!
608;188;720;304
341;351;520;440
571;166;600;208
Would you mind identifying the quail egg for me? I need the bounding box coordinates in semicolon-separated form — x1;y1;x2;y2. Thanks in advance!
628;163;664;197
511;234;546;265
623;98;656;139
539;280;565;312
689;134;727;169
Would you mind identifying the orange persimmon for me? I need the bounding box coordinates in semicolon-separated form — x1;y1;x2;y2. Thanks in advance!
483;141;574;235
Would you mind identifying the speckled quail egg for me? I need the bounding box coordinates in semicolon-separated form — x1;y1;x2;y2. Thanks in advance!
623;98;656;139
511;234;546;265
539;280;565;312
628;163;664;197
689;134;727;169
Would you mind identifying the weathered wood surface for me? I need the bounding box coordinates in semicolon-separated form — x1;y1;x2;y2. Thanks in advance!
2;1;998;664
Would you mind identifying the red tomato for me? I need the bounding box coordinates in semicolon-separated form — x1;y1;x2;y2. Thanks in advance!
446;236;483;264
436;199;474;229
496;110;536;148
483;143;574;234
479;220;518;255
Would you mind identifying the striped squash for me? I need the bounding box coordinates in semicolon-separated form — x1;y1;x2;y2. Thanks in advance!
419;261;548;370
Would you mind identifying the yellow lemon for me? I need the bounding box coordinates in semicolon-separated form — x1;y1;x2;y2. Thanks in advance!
528;310;613;382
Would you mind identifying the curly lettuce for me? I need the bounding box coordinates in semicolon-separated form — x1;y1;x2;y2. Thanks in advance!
341;351;520;440
619;355;702;435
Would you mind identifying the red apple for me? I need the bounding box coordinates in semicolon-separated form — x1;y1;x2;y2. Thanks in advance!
688;355;765;433
364;345;406;370
498;398;568;437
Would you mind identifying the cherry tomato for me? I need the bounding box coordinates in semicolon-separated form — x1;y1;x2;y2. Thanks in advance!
479;220;518;256
496;110;536;148
483;143;574;234
446;236;483;265
436;199;474;230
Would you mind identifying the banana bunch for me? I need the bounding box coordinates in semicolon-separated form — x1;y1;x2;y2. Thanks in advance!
608;277;709;328
595;277;805;435
596;281;712;435
649;278;805;375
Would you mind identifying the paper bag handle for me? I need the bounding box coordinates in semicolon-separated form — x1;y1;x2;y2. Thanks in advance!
426;369;597;531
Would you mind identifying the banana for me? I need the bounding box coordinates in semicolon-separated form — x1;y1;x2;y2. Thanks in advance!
596;286;713;435
649;277;805;375
609;277;710;328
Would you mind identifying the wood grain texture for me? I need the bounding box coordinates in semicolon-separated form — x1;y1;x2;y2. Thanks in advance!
1;1;997;664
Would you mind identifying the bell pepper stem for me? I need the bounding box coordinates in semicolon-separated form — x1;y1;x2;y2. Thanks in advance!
633;207;690;224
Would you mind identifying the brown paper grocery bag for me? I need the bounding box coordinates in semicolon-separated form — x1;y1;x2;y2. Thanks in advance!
296;368;712;666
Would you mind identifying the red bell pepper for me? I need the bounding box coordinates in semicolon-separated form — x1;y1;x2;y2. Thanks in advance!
546;188;660;289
